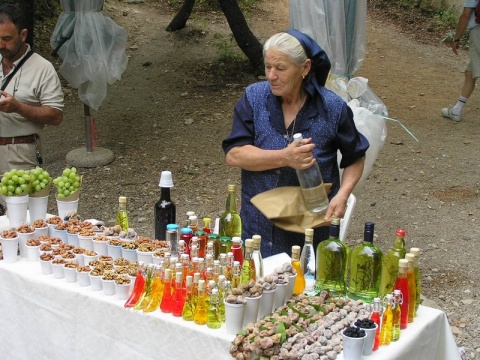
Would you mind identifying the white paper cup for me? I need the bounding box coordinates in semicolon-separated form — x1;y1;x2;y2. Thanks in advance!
342;331;367;360
107;244;122;260
56;199;79;220
360;323;378;356
64;266;78;283
5;195;29;228
285;273;297;301
152;253;164;265
47;223;56;237
272;283;287;311
89;273;103;291
34;226;49;237
74;253;85;266
26;244;40;261
92;239;108;256
121;248;138;262
17;231;35;258
0;236;19;263
54;228;68;243
102;279;116;296
51;262;65;279
40;259;53;274
78;235;94;251
116;282;131;300
224;300;246;335
77;270;91;286
258;288;276;320
136;250;153;264
29;196;49;221
66;232;79;247
83;253;99;266
244;295;262;327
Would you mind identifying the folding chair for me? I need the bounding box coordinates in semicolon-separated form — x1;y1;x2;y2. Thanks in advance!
339;193;357;242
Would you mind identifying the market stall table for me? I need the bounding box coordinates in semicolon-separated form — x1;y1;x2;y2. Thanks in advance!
0;253;461;360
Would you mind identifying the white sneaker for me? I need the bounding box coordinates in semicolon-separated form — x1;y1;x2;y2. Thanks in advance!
441;107;462;122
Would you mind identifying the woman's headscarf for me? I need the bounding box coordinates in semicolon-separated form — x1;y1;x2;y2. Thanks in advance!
284;29;331;96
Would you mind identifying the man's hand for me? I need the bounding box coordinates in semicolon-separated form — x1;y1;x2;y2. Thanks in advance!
0;90;17;113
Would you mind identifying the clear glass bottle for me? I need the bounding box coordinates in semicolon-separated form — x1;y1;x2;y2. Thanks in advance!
219;184;242;239
166;223;179;255
291;245;306;294
203;217;212;235
409;247;422;313
392;289;403;341
379;293;394;346
230;237;243;265
347;222;383;302
231;260;241;288
251;234;264;279
207;288;221;329
154;171;176;240
207;233;220;259
240;239;256;284
316;217;350;297
300;228;316;294
217;275;227;322
115;196;129;231
293;133;329;214
194;279;207;325
405;253;417;322
182;275;195;321
379;229;406;298
195;230;207;259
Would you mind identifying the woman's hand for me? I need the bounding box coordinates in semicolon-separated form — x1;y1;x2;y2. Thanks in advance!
324;192;349;221
285;137;316;169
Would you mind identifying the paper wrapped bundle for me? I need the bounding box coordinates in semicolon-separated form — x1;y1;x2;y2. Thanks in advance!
250;185;331;233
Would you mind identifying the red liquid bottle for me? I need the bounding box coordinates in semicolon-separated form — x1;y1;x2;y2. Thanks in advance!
394;259;410;329
160;269;174;313
180;228;193;256
172;272;186;317
370;297;382;351
124;263;146;308
231;237;244;266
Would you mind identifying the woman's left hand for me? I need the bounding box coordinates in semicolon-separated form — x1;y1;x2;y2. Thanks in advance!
324;192;349;221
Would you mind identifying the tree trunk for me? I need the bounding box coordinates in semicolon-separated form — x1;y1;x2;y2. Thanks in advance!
219;0;264;74
21;0;35;47
166;0;196;32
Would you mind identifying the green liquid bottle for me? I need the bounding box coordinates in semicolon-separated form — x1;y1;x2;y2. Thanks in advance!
347;222;383;302
410;247;422;313
207;288;221;329
379;229;406;298
240;239;256;284
315;217;350;298
219;184;242;239
115;196;129;232
182;275;195;321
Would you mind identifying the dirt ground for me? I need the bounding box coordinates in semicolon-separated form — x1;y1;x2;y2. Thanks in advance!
36;0;479;356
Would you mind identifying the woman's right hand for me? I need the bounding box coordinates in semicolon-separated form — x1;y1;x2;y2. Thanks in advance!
285;137;316;170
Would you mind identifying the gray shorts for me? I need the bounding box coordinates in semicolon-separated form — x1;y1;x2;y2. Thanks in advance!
467;26;480;79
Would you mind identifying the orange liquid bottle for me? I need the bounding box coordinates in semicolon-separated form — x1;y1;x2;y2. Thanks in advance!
291;245;306;294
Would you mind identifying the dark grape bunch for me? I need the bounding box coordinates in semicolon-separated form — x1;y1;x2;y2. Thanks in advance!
343;326;366;338
354;318;376;329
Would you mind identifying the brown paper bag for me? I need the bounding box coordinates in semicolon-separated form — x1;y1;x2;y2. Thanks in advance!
250;185;332;233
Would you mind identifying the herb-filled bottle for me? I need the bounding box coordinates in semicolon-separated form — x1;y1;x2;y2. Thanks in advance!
182;275;195;321
316;217;349;298
154;171;176;240
251;235;264;279
300;228;316;294
143;265;165;313
219;184;242;239
207;288;221;329
194;279;207;325
124;262;146;308
379;229;406;298
115;196;129;232
392;289;402;341
410;247;422;312
380;293;394;346
347;222;383;302
240;239;256;284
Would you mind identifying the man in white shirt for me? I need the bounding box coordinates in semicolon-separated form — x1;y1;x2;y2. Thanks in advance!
0;3;64;215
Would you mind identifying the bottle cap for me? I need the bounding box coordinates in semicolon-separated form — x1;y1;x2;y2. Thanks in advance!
245;239;254;248
252;235;261;247
405;253;415;262
164;268;171;280
227;184;236;192
119;196;127;204
167;223;178;230
159;171;174;188
176;272;183;282
293;133;303;142
330;217;340;226
305;228;314;236
186;211;195;217
198;279;205;290
410;247;420;257
186;275;193;286
396;229;406;237
398;259;408;268
233;260;240;267
180;227;193;234
193;272;201;281
292;245;301;256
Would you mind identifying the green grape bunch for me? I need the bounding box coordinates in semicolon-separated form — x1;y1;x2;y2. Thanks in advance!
0;169;32;196
29;167;51;194
53;167;81;199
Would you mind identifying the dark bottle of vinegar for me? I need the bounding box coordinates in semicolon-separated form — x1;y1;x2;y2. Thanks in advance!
154;171;176;240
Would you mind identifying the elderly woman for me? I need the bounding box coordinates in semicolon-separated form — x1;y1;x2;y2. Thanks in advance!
222;30;369;257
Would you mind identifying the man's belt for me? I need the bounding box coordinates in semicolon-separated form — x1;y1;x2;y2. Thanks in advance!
0;134;37;145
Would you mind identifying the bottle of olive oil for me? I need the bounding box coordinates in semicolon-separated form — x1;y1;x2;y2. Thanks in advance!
315;217;350;298
115;196;129;231
379;229;406;298
240;239;256;284
219;184;242;239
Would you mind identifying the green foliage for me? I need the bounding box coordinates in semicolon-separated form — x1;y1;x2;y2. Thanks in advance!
432;7;459;31
214;33;244;62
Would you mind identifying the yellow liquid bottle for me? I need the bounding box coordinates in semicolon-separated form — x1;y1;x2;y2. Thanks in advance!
405;253;417;322
143;273;164;313
240;239;256;284
194;280;207;325
291;245;305;294
134;265;155;311
115;196;129;232
392;289;402;341
410;247;422;313
380;294;394;346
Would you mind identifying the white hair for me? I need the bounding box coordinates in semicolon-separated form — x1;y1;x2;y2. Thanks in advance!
263;32;308;67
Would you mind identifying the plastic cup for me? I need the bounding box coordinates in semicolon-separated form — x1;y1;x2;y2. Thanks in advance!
83;253;99;266
40;259;53;274
17;231;35;258
26;244;40;261
92;239;108;256
89;273;103;291
258;288;276;320
272;283;287;311
116;282;131;300
121;248;138;262
64;265;78;283
78;235;94;251
107;244;122;260
224;300;246;335
47;223;56;237
360;323;378;356
243;295;262;327
152;253;164;265
66;232;79;247
77;270;91;287
28;196;49;221
34;226;49;238
0;236;19;263
136;250;153;264
55;228;68;244
5;195;29;228
341;330;367;360
102;279;116;296
51;262;65;279
56;199;79;220
285;273;297;301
